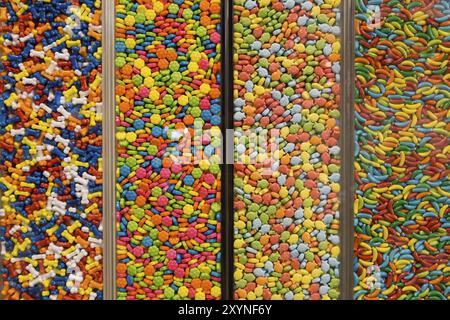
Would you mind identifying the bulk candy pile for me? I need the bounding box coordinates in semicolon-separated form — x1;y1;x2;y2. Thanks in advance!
233;0;342;300
354;0;450;300
0;0;449;302
115;0;222;300
0;0;103;300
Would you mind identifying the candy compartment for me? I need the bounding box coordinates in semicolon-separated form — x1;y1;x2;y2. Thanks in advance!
232;0;343;300
354;0;450;300
0;0;104;300
114;0;223;300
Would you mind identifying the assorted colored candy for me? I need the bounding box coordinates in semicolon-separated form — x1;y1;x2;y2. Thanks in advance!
115;0;222;300
1;0;449;302
0;0;103;300
354;0;450;300
233;0;342;300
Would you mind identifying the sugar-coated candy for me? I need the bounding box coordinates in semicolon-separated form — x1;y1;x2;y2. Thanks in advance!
115;0;222;300
0;0;103;300
354;0;450;300
233;0;342;300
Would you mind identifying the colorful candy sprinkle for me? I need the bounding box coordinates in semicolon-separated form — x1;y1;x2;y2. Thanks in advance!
115;0;222;300
0;0;103;300
354;0;450;300
233;0;342;300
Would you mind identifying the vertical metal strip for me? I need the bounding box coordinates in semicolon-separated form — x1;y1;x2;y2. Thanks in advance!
221;0;234;301
340;0;355;301
102;0;116;301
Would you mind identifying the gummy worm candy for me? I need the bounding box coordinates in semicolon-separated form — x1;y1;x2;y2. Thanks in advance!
354;0;450;300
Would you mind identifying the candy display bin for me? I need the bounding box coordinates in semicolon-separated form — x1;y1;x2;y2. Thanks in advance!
114;0;223;300
353;0;450;300
0;0;105;300
232;0;344;300
0;0;449;301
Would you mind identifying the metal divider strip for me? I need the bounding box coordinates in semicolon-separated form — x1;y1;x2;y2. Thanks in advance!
102;0;116;301
221;0;234;301
340;0;355;301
